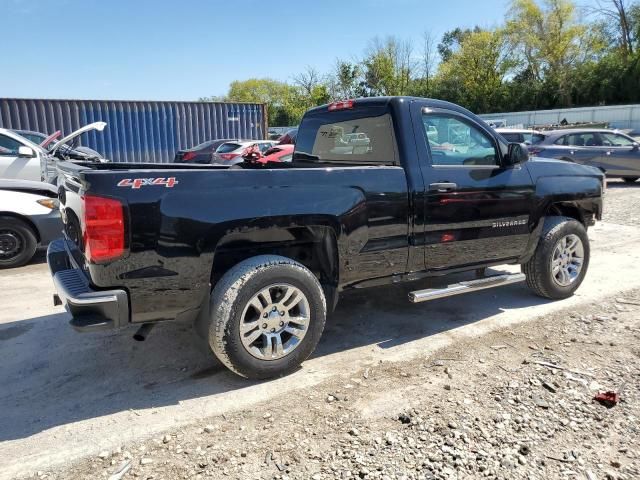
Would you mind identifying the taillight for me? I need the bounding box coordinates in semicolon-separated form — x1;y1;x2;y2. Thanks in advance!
328;100;354;111
219;153;238;161
82;194;125;263
182;151;196;162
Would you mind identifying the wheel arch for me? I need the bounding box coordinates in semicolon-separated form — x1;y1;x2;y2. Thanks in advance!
546;202;586;226
0;212;40;242
210;225;340;311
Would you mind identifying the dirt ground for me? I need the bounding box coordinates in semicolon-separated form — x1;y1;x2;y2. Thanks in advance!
2;180;640;480
601;179;640;225
36;288;640;480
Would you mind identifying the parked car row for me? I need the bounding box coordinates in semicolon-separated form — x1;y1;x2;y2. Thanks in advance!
496;127;640;182
174;128;298;165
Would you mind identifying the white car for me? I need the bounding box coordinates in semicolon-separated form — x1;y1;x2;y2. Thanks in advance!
212;140;277;165
0;180;62;268
0;122;106;183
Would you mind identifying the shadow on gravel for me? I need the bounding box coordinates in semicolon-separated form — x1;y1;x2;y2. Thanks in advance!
0;269;551;442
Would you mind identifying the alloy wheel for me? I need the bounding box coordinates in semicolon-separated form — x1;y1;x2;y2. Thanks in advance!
550;234;584;287
239;284;310;360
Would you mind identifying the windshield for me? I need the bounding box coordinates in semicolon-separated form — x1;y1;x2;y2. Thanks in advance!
531;133;546;144
15;132;45;144
216;143;242;153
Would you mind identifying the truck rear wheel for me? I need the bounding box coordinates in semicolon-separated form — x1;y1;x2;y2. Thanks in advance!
522;216;589;300
208;255;326;379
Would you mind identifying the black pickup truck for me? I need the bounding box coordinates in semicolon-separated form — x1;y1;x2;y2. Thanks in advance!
48;97;604;379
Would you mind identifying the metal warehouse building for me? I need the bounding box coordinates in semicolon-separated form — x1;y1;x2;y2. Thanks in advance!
480;104;640;131
0;98;267;163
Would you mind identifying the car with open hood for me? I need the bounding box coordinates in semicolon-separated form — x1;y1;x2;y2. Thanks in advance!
12;128;103;161
0;122;107;183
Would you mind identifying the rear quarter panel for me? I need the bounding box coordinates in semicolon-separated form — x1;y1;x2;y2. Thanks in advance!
72;166;409;323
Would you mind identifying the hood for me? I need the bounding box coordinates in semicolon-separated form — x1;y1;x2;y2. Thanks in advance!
50;122;106;155
40;130;62;148
0;179;58;197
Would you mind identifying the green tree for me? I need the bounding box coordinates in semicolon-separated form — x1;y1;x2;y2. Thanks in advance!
505;0;605;107
328;60;364;100
217;78;299;126
437;27;480;62
434;29;514;113
361;37;414;96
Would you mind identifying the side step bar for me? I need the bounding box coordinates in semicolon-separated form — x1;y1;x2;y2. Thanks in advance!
408;273;526;303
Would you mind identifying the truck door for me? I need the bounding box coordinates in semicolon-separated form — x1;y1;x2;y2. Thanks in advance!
411;104;535;271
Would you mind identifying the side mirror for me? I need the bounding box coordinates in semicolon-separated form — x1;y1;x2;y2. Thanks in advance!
18;146;35;158
505;142;529;166
632;143;639;151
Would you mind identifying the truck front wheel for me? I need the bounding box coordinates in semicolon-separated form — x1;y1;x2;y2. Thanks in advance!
208;255;326;379
522;216;590;300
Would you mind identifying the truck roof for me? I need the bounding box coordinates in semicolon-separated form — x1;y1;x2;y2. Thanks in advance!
306;96;477;117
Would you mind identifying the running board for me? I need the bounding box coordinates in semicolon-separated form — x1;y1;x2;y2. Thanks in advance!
408;273;526;303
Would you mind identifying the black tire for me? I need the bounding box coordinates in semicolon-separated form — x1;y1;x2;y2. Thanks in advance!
623;177;638;183
0;216;38;269
522;216;590;300
208;255;326;379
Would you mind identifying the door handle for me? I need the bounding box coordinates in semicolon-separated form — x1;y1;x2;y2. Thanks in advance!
429;182;458;192
605;150;612;155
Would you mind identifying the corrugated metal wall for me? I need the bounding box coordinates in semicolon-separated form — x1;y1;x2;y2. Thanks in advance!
0;98;267;163
480;104;640;131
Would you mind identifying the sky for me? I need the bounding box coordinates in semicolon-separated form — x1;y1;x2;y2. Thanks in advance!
0;0;573;101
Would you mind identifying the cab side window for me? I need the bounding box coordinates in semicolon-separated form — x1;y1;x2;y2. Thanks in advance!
0;134;22;156
422;113;498;166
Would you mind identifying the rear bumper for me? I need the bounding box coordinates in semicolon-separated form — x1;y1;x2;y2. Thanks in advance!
47;239;129;331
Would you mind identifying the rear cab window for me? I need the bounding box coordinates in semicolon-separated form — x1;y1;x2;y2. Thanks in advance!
293;105;398;166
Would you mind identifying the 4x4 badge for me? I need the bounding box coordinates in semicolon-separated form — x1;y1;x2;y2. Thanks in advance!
117;178;179;189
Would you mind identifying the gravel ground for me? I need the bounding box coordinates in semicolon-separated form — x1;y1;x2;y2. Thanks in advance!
602;180;640;226
25;288;640;480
